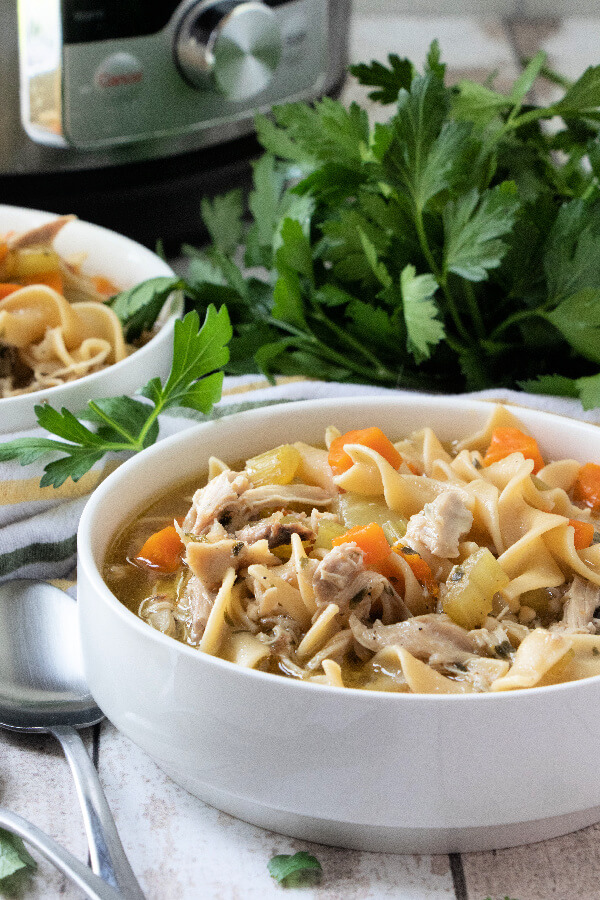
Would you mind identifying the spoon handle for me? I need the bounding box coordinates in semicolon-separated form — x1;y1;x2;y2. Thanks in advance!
50;725;146;900
0;806;122;900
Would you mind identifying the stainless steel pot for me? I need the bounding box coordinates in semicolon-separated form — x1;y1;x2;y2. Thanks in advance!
0;0;350;245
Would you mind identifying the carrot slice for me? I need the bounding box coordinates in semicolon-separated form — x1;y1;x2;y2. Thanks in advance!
0;283;22;299
136;525;183;573
482;426;544;473
573;463;600;512
568;519;595;550
328;427;402;476
19;271;64;294
392;544;439;598
332;522;392;568
92;274;119;297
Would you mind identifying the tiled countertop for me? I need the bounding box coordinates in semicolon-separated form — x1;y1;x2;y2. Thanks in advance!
4;14;600;900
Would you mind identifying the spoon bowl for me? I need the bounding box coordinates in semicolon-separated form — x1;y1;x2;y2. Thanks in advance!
0;578;144;898
0;580;102;731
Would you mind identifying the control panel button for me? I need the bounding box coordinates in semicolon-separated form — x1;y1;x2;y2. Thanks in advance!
175;0;282;102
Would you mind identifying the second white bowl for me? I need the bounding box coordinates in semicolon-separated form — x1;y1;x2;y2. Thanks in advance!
0;205;181;433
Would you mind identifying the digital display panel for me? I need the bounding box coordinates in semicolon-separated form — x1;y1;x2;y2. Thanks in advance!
62;0;180;43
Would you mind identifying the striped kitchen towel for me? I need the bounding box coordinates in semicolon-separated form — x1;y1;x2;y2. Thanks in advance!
2;375;600;584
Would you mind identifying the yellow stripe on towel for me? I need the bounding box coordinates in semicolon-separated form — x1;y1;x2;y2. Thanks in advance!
222;375;309;397
0;460;121;506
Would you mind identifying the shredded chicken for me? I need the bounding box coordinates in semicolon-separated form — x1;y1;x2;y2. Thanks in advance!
404;490;473;559
182;471;252;535
182;575;215;642
236;513;314;548
313;543;411;624
138;595;181;640
7;215;75;249
182;472;331;536
551;576;600;634
349;613;479;666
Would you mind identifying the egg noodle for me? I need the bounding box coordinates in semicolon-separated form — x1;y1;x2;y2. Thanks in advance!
0;216;127;398
104;405;600;693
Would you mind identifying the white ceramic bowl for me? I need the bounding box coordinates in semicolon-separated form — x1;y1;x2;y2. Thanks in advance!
77;395;600;854
0;205;181;433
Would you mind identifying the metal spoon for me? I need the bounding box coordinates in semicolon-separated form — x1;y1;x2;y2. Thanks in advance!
0;579;145;899
0;806;121;899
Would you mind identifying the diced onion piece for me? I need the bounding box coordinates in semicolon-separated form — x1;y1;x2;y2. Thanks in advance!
443;547;509;630
245;444;301;486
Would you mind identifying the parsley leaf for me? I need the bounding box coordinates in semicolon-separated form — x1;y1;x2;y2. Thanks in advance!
0;308;231;487
267;852;322;887
443;183;520;282
518;374;580;397
200;189;244;254
350;53;414;104
546;288;600;363
383;74;470;213
0;828;37;882
108;276;184;340
553;65;600;118
400;264;444;361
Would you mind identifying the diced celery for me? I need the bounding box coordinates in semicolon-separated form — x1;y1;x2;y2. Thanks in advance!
382;519;407;544
245;444;301;486
519;588;552;615
338;493;407;541
443;548;509;630
314;519;347;551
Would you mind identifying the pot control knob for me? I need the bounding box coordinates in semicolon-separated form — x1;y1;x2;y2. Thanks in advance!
175;0;282;102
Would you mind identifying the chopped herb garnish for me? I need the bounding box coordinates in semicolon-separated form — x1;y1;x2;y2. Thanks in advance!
267;851;322;887
0;828;37;883
494;640;514;659
232;541;244;557
472;456;482;469
449;567;465;582
593;647;600;656
593;532;600;544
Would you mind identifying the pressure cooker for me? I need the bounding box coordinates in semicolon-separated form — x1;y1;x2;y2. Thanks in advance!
0;0;350;246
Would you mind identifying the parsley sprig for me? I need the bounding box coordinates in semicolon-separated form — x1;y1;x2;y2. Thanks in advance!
182;43;600;407
267;851;322;887
0;307;232;487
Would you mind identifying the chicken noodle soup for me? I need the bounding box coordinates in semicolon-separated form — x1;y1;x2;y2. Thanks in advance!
0;216;131;397
104;405;600;693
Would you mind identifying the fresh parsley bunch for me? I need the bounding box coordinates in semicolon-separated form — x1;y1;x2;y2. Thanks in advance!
185;43;600;406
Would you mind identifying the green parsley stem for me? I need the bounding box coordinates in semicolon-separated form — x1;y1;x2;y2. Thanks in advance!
490;307;543;339
414;207;472;345
463;281;486;339
86;400;145;447
311;309;392;375
272;319;397;384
